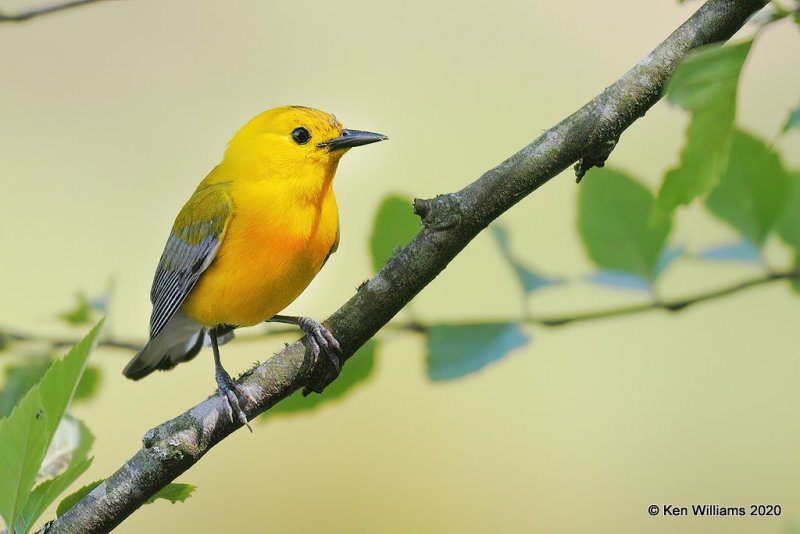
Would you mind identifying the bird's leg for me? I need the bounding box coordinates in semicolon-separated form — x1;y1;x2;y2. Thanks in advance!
267;314;342;395
210;328;252;432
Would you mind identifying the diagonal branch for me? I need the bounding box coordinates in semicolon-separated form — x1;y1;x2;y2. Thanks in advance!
46;1;767;532
0;0;110;23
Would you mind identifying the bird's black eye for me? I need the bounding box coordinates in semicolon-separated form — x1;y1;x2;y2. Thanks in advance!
291;127;311;145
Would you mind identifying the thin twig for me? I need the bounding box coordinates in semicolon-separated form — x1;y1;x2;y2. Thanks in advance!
42;1;768;531
0;326;300;353
3;270;796;353
533;270;799;326
0;0;110;23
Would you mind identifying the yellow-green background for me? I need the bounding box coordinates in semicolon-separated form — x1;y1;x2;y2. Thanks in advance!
2;1;799;532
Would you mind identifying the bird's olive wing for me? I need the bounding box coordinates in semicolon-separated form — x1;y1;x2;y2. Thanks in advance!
149;183;232;339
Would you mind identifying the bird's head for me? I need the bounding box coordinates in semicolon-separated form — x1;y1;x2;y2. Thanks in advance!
222;106;387;184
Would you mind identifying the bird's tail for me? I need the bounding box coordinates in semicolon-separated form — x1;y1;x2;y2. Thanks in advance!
123;311;232;380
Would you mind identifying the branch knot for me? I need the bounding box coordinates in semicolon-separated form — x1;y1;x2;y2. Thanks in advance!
413;194;462;230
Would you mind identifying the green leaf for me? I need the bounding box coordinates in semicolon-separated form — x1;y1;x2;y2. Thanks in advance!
0;359;51;419
58;293;93;326
56;479;102;518
0;362;99;419
369;194;419;272
0;320;103;531
656;40;752;214
145;483;196;505
776;170;800;252
665;40;750;111
578;168;671;281
490;225;563;294
706;130;790;246
15;418;94;533
261;341;378;420
426;323;529;381
783;105;800;134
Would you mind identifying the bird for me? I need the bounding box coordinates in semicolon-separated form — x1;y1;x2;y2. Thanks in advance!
123;105;387;429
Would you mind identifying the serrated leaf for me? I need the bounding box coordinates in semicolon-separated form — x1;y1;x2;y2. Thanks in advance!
56;479;102;518
776;170;800;252
0;320;103;531
369;194;419;272
490;225;564;294
578;168;671;281
783;105;800;134
145;483;196;505
656;40;752;214
15;419;94;533
261;341;377;420
706;130;790;246
0;359;51;419
426;323;529;381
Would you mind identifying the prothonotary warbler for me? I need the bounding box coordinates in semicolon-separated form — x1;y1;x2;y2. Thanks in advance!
123;106;387;429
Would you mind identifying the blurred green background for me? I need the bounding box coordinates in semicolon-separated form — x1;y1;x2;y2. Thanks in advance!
1;0;800;532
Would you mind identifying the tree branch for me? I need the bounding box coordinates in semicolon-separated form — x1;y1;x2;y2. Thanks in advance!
0;0;110;23
0;325;300;353
533;270;799;326
45;1;767;531
5;270;796;354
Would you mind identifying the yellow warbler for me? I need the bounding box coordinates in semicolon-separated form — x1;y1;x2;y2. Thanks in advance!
123;106;387;428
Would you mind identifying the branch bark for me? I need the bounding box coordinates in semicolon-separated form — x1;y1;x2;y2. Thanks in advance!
46;1;767;531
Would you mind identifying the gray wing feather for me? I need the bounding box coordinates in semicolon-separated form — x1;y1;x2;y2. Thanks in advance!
147;185;231;339
149;235;220;338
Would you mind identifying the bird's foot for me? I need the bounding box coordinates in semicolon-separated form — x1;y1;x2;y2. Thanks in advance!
297;317;342;396
215;367;253;432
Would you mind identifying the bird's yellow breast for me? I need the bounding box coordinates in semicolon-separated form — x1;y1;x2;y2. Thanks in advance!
182;178;339;327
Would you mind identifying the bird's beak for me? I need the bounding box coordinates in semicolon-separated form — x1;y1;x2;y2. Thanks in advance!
318;129;388;151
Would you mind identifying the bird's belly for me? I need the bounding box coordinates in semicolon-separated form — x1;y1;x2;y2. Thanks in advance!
182;221;335;327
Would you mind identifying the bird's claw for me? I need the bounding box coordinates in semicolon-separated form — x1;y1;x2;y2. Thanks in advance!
216;370;253;432
297;317;342;395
